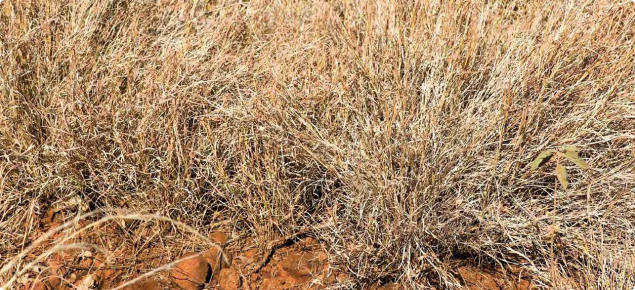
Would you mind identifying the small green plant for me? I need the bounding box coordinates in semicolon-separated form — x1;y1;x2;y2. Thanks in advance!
531;145;589;189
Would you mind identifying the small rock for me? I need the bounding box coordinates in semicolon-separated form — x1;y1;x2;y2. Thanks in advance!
123;280;161;290
48;259;65;275
67;273;77;283
24;281;48;290
279;252;321;279
209;232;228;244
369;283;400;290
201;247;231;276
78;257;94;268
302;237;318;246
75;274;96;290
260;278;284;290
240;248;259;263
217;267;240;290
47;276;62;289
172;252;211;290
96;269;121;290
336;272;351;283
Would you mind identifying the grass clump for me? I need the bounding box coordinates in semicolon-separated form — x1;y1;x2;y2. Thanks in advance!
1;0;634;289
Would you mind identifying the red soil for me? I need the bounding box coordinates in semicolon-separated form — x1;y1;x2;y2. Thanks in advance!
17;213;533;290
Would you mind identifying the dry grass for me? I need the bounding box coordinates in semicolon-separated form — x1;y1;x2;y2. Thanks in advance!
1;0;635;289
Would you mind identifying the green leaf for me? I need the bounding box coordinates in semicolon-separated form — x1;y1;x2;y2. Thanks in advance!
531;150;555;169
561;146;589;169
560;145;579;154
556;164;568;190
563;152;589;169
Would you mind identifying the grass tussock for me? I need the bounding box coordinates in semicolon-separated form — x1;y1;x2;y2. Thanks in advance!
1;0;635;289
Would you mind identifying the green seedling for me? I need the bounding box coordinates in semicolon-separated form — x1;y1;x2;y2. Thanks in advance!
531;145;589;189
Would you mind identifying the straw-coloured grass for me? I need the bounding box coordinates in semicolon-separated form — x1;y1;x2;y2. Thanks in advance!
1;0;634;289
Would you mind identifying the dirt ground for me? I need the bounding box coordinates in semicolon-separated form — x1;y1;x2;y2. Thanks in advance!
18;209;533;290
